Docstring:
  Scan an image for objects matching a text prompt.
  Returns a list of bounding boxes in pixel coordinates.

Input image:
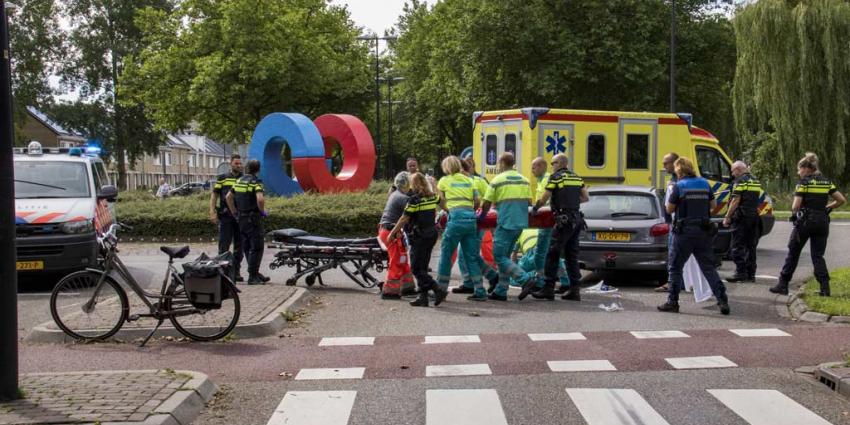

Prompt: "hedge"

[116,181,391,240]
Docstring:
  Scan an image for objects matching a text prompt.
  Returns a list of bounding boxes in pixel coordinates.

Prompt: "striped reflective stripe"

[439,174,476,209]
[406,196,440,213]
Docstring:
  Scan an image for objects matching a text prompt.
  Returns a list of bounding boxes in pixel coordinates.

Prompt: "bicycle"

[50,223,241,346]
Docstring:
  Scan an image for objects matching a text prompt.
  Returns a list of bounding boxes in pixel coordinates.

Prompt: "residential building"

[22,106,86,148]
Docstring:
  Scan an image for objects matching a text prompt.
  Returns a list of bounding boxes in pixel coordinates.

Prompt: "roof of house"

[166,134,193,149]
[26,106,86,140]
[205,138,225,155]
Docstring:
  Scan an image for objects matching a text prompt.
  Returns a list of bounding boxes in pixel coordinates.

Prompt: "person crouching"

[378,172,415,299]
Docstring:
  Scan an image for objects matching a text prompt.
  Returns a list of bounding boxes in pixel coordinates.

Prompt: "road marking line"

[529,332,586,341]
[266,391,357,425]
[630,330,690,339]
[755,274,779,280]
[318,337,375,346]
[708,389,833,425]
[548,360,617,372]
[566,388,671,425]
[426,389,508,425]
[423,335,481,344]
[294,368,365,380]
[665,356,737,369]
[425,363,492,377]
[729,328,791,337]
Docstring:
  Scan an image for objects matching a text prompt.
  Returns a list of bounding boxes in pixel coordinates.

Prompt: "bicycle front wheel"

[166,283,240,341]
[50,270,128,341]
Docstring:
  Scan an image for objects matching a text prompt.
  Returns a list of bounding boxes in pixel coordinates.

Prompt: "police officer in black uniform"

[658,157,730,315]
[770,153,846,296]
[210,154,244,281]
[226,159,270,285]
[528,153,589,301]
[723,161,763,283]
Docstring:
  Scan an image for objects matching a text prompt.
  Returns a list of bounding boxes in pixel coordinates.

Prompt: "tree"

[59,0,175,189]
[733,0,850,185]
[8,0,63,144]
[120,0,372,147]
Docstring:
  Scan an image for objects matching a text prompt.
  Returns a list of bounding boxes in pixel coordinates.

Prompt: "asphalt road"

[15,221,850,424]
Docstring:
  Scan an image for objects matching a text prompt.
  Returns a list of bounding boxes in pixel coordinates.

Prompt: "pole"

[373,36,383,179]
[387,79,393,175]
[0,1,20,401]
[669,0,677,112]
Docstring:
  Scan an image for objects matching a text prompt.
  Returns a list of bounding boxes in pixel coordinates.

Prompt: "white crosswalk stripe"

[294,367,365,380]
[566,388,671,425]
[423,335,481,344]
[548,360,617,372]
[729,328,791,337]
[266,391,356,425]
[426,389,509,425]
[426,363,492,377]
[665,356,737,370]
[630,330,690,339]
[319,337,375,346]
[528,332,586,341]
[709,389,834,425]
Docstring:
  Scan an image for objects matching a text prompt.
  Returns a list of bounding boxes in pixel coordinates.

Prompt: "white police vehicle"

[14,141,117,275]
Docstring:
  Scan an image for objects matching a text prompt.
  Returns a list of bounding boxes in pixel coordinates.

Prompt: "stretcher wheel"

[305,275,316,286]
[285,278,297,286]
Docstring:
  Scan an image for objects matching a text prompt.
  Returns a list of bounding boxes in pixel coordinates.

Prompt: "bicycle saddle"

[160,245,190,259]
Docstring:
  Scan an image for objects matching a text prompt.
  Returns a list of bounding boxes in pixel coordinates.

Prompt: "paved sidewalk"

[0,370,216,425]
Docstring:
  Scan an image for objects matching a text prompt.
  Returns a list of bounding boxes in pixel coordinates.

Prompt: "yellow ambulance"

[469,107,775,238]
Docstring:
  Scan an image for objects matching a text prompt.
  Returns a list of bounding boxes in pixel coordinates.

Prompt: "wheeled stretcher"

[267,229,388,289]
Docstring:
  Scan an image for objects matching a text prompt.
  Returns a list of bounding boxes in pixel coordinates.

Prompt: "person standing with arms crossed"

[210,154,244,282]
[226,159,270,285]
[770,153,846,296]
[723,161,763,283]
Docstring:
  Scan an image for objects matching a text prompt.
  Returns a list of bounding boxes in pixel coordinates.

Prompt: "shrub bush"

[117,181,392,239]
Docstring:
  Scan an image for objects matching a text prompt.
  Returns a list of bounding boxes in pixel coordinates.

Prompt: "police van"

[14,141,117,276]
[469,107,776,248]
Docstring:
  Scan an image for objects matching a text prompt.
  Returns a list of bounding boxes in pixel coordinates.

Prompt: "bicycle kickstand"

[139,318,164,347]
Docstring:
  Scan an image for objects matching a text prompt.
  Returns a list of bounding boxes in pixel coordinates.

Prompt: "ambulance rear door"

[619,119,658,187]
[479,119,523,180]
[537,122,574,169]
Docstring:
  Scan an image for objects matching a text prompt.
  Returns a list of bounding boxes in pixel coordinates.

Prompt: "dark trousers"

[238,214,264,278]
[668,228,728,303]
[544,215,582,286]
[409,232,438,291]
[779,217,830,286]
[730,215,759,277]
[218,214,243,274]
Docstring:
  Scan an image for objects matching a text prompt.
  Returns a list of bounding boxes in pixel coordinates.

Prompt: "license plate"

[594,232,630,242]
[16,261,44,271]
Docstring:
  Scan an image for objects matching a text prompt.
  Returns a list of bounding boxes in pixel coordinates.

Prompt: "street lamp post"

[1,0,19,401]
[381,77,404,175]
[669,0,677,112]
[357,34,397,179]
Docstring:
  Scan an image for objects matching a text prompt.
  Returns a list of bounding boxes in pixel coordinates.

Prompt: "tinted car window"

[581,192,659,220]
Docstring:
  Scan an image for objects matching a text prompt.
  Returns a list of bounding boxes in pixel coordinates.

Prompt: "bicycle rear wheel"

[165,283,240,341]
[50,270,128,341]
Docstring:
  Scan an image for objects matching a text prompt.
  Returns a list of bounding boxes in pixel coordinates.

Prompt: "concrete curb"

[27,287,309,344]
[814,362,850,400]
[785,285,850,324]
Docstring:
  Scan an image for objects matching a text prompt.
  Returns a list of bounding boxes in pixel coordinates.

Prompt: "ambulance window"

[696,146,731,182]
[504,134,517,157]
[626,134,649,169]
[587,134,605,167]
[485,134,498,166]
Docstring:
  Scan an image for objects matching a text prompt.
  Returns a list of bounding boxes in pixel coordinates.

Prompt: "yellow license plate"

[594,232,630,242]
[16,261,44,271]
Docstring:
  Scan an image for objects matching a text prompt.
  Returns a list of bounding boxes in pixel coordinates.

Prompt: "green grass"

[803,268,850,316]
[772,211,850,220]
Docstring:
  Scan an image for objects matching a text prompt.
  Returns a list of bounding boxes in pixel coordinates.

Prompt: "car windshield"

[581,192,658,220]
[14,161,91,199]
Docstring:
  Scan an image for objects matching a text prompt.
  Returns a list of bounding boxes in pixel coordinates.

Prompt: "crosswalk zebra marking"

[318,337,375,346]
[630,330,690,339]
[426,389,508,425]
[426,363,493,377]
[294,367,365,381]
[528,332,587,341]
[729,328,791,337]
[423,335,481,344]
[665,356,737,370]
[708,389,834,425]
[548,360,617,372]
[266,391,356,425]
[566,388,671,425]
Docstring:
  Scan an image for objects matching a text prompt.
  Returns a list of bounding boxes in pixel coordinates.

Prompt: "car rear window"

[581,192,659,220]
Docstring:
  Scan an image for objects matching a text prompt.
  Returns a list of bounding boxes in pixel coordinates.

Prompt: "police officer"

[527,153,588,301]
[723,161,763,283]
[226,159,270,285]
[210,154,244,281]
[479,153,534,301]
[770,153,846,296]
[658,157,730,314]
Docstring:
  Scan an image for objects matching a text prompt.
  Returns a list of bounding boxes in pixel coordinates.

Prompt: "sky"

[330,0,434,35]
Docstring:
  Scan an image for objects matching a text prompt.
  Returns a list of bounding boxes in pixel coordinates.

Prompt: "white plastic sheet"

[683,255,713,303]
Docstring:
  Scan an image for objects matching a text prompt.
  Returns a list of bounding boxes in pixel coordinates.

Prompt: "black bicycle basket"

[182,252,232,309]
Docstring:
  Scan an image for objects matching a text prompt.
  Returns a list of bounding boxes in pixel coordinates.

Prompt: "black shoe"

[748,275,757,282]
[452,285,475,294]
[531,287,555,300]
[257,273,271,283]
[657,302,680,313]
[487,276,499,294]
[726,274,748,283]
[488,293,508,301]
[555,285,569,294]
[247,276,265,285]
[410,292,429,307]
[769,283,789,295]
[518,280,537,301]
[467,293,488,302]
[433,288,448,306]
[561,287,581,301]
[718,301,730,315]
[234,274,245,283]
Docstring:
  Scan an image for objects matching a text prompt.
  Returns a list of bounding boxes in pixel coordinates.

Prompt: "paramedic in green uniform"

[530,156,561,292]
[478,153,534,301]
[454,158,500,294]
[434,156,482,304]
[511,229,571,290]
